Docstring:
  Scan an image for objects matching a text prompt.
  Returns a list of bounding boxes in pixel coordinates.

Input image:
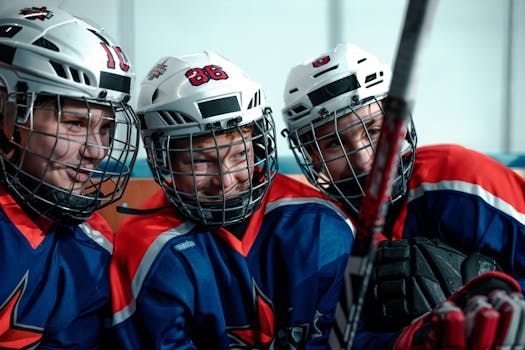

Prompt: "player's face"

[170,128,254,202]
[312,102,383,181]
[20,98,114,194]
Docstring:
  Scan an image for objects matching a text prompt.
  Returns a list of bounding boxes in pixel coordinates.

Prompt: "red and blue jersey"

[0,186,114,349]
[354,144,525,349]
[110,173,354,349]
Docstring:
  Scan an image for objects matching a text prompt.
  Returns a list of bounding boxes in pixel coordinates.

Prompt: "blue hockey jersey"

[354,144,525,350]
[110,173,355,349]
[0,186,114,349]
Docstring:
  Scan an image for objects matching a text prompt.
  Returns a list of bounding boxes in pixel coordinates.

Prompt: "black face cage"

[145,109,277,227]
[0,92,140,225]
[286,98,417,217]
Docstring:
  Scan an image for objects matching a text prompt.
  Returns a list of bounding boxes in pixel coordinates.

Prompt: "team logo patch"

[20,6,54,21]
[0,272,44,348]
[227,280,274,348]
[174,240,195,251]
[147,60,168,80]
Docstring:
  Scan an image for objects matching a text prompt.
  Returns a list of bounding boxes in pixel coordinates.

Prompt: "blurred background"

[3,0,525,162]
[4,0,521,229]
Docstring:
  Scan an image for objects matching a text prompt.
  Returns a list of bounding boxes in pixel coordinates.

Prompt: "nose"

[209,159,248,194]
[211,163,236,189]
[80,132,106,162]
[346,138,375,174]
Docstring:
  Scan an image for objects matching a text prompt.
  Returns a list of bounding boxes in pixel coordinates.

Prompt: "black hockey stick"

[328,1,438,349]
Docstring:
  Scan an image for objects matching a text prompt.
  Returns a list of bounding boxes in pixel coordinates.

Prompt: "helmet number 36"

[185,65,228,86]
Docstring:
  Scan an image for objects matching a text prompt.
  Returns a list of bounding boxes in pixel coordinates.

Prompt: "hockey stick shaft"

[328,1,438,349]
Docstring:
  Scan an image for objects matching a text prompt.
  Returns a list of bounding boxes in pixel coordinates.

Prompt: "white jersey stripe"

[79,222,114,254]
[113,220,196,325]
[265,197,356,238]
[408,180,525,225]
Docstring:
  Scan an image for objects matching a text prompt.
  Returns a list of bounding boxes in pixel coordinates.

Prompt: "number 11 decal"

[100,42,130,72]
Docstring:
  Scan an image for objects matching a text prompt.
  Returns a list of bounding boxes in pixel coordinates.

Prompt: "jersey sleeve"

[405,145,525,290]
[112,249,198,349]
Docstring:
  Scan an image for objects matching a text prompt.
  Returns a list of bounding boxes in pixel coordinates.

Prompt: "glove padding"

[364,237,502,331]
[392,271,525,350]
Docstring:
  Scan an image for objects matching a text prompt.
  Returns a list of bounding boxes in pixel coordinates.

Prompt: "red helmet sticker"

[185,65,228,86]
[313,56,330,68]
[100,43,130,72]
[147,59,168,80]
[20,6,54,21]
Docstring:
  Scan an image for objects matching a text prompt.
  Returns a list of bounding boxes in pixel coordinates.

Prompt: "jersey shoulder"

[113,188,186,263]
[268,173,338,201]
[117,188,182,237]
[413,144,523,184]
[84,212,114,241]
[410,144,525,210]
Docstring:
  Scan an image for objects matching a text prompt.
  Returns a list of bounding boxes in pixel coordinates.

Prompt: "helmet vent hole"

[0,25,22,38]
[152,89,159,103]
[248,89,261,109]
[313,65,338,78]
[159,111,175,126]
[289,88,298,94]
[50,60,67,79]
[365,73,377,83]
[366,79,384,89]
[70,68,80,82]
[292,105,307,114]
[83,73,91,86]
[358,58,367,64]
[160,111,194,125]
[33,37,59,52]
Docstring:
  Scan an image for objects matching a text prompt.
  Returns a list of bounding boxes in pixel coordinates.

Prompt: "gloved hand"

[391,271,525,350]
[365,237,503,331]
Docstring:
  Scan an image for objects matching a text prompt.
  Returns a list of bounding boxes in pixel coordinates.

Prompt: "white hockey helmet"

[283,43,392,134]
[0,5,140,224]
[138,51,277,226]
[281,43,416,216]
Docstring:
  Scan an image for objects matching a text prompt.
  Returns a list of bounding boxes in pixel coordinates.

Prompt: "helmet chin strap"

[37,189,100,225]
[2,161,100,225]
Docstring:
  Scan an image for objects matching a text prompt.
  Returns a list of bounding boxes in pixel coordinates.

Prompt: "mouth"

[64,166,95,188]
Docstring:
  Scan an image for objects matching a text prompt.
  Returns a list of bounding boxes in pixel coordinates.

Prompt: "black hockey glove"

[391,271,525,350]
[364,237,503,331]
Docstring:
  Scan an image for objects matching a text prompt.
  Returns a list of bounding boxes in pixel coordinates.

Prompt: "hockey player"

[281,43,525,349]
[0,5,139,348]
[109,51,355,349]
